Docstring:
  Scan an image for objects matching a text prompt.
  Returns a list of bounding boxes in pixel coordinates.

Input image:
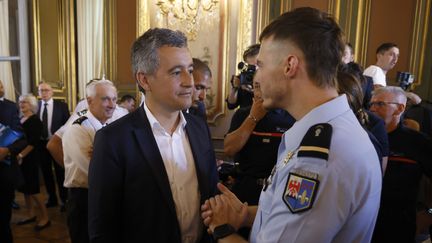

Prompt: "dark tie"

[42,102,48,139]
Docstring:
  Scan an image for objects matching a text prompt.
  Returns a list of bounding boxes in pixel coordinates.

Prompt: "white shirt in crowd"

[363,65,386,87]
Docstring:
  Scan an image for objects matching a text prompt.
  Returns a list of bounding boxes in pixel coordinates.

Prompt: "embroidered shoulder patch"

[283,172,319,213]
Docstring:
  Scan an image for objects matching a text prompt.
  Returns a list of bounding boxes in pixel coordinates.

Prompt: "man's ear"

[394,103,406,116]
[86,96,92,106]
[283,55,299,77]
[136,72,151,92]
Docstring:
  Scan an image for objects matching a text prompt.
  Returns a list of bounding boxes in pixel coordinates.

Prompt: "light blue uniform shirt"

[250,94,382,243]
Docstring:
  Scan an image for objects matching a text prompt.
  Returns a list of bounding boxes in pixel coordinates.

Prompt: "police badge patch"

[283,172,319,213]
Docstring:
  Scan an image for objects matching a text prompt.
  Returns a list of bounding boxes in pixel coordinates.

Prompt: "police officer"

[201,7,382,243]
[62,79,117,243]
[369,86,432,242]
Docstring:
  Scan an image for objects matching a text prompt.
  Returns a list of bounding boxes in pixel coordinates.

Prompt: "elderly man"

[363,43,400,88]
[88,28,218,243]
[369,86,432,242]
[63,79,117,243]
[201,7,381,243]
[37,82,69,209]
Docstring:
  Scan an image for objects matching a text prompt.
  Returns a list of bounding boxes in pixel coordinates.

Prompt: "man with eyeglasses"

[370,86,432,242]
[37,82,70,211]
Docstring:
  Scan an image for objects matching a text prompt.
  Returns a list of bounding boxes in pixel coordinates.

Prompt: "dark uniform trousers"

[40,140,68,204]
[67,188,89,243]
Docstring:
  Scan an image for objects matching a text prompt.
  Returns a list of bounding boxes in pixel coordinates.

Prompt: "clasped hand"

[201,183,248,234]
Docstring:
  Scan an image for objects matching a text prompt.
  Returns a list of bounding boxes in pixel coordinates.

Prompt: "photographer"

[226,44,260,110]
[224,80,295,238]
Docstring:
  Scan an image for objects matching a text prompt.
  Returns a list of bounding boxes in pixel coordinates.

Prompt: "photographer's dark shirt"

[227,107,295,204]
[226,89,253,110]
[372,124,432,243]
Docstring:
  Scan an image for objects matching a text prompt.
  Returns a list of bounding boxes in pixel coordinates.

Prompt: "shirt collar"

[43,98,53,105]
[143,102,187,134]
[0,97,4,101]
[86,110,107,131]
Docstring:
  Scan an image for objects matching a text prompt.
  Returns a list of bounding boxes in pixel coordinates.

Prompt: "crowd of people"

[1,6,432,243]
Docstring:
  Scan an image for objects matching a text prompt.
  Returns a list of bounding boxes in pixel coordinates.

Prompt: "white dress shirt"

[39,98,54,138]
[63,111,106,188]
[143,102,202,243]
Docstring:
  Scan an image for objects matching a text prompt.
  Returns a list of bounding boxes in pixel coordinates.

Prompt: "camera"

[218,161,240,184]
[237,61,256,86]
[396,71,415,91]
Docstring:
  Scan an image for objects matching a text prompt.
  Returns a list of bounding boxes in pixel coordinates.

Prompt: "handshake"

[201,183,253,241]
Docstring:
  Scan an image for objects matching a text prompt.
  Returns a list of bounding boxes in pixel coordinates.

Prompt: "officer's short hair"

[19,94,39,114]
[259,7,344,89]
[372,86,407,105]
[193,58,212,77]
[86,79,116,98]
[376,43,398,54]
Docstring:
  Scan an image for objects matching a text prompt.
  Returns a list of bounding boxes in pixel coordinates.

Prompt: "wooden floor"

[11,188,71,243]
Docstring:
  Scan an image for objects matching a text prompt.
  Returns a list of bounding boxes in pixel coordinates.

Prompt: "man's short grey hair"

[19,94,39,113]
[86,79,116,98]
[131,28,188,76]
[372,86,407,105]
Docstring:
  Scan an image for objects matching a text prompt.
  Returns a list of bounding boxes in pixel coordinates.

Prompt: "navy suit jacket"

[88,107,218,243]
[37,100,70,135]
[0,98,26,188]
[0,98,20,131]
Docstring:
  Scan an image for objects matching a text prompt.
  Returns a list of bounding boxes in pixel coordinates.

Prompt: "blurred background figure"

[118,94,136,113]
[189,58,212,120]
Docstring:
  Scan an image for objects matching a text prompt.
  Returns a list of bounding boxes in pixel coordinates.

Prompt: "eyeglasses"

[369,101,401,107]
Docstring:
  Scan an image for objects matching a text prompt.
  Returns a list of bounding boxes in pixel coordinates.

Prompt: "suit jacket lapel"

[131,108,177,217]
[184,115,210,203]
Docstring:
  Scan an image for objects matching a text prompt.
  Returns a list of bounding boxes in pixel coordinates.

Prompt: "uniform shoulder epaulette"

[297,123,333,160]
[76,109,88,117]
[73,116,88,125]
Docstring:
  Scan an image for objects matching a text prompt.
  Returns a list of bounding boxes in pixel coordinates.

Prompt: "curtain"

[0,0,16,101]
[76,0,104,99]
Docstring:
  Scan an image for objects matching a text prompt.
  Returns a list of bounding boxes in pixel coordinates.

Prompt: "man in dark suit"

[37,82,70,209]
[0,80,25,243]
[88,28,219,243]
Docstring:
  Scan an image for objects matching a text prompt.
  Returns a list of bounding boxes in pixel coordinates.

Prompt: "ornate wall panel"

[31,0,76,108]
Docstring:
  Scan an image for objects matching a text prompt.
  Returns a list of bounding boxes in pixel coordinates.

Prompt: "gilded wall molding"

[104,0,117,81]
[355,0,371,67]
[328,0,341,20]
[280,0,292,12]
[31,0,76,108]
[236,0,254,64]
[137,0,151,37]
[409,0,430,86]
[255,0,270,41]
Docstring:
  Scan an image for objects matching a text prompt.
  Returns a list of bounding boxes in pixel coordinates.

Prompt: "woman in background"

[16,94,50,231]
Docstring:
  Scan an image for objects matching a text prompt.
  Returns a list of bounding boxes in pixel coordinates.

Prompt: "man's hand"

[201,183,248,233]
[250,97,267,122]
[0,147,9,161]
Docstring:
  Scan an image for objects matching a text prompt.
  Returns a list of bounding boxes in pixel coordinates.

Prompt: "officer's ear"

[283,55,299,78]
[136,72,152,93]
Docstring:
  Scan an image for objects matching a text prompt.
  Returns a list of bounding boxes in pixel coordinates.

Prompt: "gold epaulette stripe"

[298,146,329,154]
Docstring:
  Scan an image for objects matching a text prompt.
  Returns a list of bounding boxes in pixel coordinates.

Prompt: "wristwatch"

[213,224,236,241]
